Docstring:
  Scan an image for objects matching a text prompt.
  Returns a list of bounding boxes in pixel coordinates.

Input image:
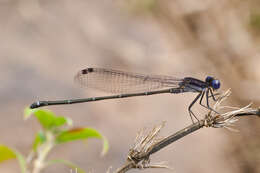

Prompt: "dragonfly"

[30,67,221,122]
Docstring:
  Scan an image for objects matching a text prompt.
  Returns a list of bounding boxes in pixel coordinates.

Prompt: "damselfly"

[30,68,221,121]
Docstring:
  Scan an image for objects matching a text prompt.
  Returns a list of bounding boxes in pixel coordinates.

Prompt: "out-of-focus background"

[1,0,260,172]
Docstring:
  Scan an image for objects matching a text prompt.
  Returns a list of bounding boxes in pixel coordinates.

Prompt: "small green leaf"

[52,116,67,127]
[56,128,101,143]
[24,108,72,130]
[0,145,16,162]
[0,145,27,173]
[46,159,86,173]
[32,131,46,151]
[34,109,57,129]
[55,128,109,155]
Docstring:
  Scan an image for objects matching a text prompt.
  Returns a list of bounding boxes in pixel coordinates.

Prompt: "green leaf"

[0,145,27,173]
[0,145,16,162]
[46,159,86,173]
[55,128,101,143]
[34,109,57,129]
[53,117,72,128]
[24,108,72,130]
[32,131,46,151]
[55,128,109,155]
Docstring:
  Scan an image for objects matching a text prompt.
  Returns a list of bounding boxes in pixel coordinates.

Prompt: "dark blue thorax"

[181,77,209,92]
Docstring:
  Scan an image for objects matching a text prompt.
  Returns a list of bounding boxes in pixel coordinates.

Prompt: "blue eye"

[205,76,213,83]
[212,79,220,89]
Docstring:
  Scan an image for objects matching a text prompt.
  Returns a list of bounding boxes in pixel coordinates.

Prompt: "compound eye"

[212,79,220,90]
[205,76,213,83]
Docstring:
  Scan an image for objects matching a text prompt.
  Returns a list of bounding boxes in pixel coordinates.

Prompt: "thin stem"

[115,105,260,173]
[32,131,55,173]
[116,162,135,173]
[148,121,203,156]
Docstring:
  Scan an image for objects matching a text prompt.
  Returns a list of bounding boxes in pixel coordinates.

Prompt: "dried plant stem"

[148,121,203,156]
[117,162,136,173]
[116,121,204,173]
[115,89,260,173]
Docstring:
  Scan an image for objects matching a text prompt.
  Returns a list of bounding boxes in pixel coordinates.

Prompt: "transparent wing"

[74,68,183,94]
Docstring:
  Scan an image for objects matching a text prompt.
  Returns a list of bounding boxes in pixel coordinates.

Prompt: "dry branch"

[115,90,260,173]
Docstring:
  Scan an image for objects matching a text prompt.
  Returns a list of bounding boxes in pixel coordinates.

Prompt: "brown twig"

[115,90,260,173]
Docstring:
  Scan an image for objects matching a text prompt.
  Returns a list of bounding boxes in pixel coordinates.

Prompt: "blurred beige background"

[0,0,260,172]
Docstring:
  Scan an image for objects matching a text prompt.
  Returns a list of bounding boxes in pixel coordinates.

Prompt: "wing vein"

[74,68,183,93]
